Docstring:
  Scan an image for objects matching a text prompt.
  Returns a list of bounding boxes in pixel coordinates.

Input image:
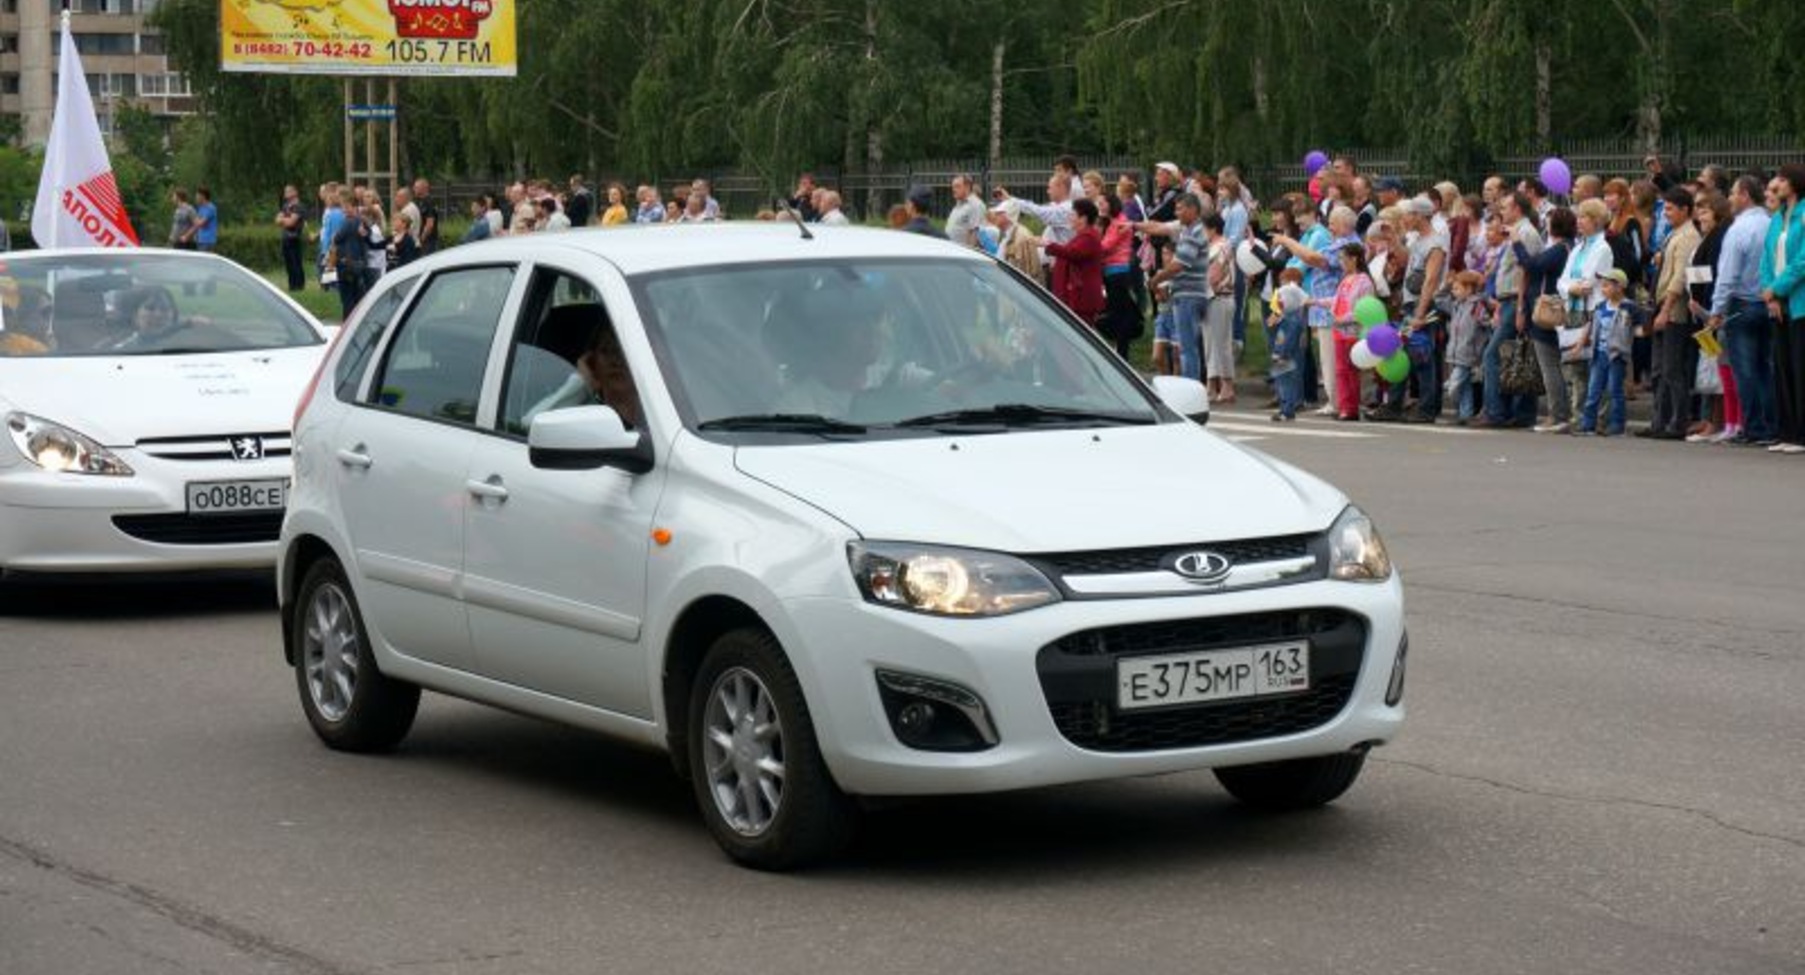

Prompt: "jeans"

[1579,349,1626,433]
[1386,345,1442,417]
[1723,298,1777,441]
[1445,364,1478,420]
[1173,296,1206,382]
[1274,368,1303,418]
[1482,300,1534,423]
[1231,269,1248,344]
[1531,339,1570,424]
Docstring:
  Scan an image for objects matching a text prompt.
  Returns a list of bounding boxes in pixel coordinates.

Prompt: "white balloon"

[1349,340,1382,370]
[1235,239,1268,277]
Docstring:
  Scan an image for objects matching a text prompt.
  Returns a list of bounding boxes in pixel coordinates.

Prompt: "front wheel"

[1214,752,1367,810]
[291,557,419,752]
[687,627,856,870]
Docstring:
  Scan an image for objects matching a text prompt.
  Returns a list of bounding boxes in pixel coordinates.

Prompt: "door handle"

[336,445,373,469]
[465,476,509,503]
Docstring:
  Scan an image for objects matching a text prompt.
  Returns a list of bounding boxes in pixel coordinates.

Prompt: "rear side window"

[369,266,515,425]
[334,278,416,402]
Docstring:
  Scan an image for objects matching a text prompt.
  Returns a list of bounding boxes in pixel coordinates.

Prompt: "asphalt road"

[3,419,1801,975]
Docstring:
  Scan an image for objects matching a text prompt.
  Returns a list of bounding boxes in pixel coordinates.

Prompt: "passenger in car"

[0,286,54,355]
[524,322,641,429]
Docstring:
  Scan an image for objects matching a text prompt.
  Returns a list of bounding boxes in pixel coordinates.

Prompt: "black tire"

[687,627,856,870]
[1214,752,1367,810]
[290,557,419,753]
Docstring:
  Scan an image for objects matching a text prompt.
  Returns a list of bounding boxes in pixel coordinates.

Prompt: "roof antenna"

[777,198,814,240]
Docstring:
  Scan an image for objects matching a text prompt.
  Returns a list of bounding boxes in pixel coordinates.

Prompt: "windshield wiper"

[894,403,1155,428]
[698,413,869,435]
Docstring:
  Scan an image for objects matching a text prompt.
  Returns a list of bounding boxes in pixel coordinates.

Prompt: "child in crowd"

[1268,269,1309,422]
[1443,270,1491,424]
[1577,268,1639,436]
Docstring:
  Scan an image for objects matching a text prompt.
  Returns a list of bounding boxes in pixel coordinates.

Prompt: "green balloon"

[1355,296,1389,328]
[1376,350,1411,383]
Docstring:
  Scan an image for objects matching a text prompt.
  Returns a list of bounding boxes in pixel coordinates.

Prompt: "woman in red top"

[1097,194,1141,357]
[1041,198,1106,327]
[1327,242,1377,420]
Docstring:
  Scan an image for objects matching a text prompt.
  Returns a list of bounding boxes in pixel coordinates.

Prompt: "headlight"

[5,412,134,476]
[848,542,1060,617]
[1327,506,1391,582]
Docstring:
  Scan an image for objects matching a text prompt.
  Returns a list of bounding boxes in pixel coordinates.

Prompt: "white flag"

[30,19,139,249]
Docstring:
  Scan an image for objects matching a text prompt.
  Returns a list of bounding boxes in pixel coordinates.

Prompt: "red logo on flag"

[60,171,139,248]
[389,0,492,40]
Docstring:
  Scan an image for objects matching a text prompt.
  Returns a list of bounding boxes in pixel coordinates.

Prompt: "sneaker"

[1651,430,1686,441]
[1315,405,1338,416]
[1572,429,1596,437]
[1404,413,1436,425]
[1603,427,1625,437]
[1779,443,1805,455]
[1755,438,1780,448]
[1707,429,1738,444]
[1534,421,1571,434]
[1271,412,1286,423]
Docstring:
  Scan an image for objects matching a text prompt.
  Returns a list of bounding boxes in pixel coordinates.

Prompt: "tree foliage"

[140,0,1801,217]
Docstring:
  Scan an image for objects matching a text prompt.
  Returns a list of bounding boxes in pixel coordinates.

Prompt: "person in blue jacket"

[1759,164,1805,454]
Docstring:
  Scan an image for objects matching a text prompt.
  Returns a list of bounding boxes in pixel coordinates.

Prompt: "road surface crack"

[0,833,362,975]
[1374,757,1805,850]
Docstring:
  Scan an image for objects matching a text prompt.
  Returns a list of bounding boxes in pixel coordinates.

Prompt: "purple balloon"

[1303,150,1330,176]
[1539,157,1573,196]
[1365,323,1401,359]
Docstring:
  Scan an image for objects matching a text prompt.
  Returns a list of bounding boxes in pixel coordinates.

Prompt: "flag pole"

[48,5,69,250]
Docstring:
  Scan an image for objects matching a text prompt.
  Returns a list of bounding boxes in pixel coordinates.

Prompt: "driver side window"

[497,269,642,437]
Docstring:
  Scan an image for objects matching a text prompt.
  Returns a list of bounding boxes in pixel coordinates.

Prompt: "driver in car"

[767,285,943,418]
[109,287,185,351]
[525,323,642,429]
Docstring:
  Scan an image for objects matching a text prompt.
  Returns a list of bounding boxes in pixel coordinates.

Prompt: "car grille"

[1032,534,1316,577]
[1037,609,1365,753]
[112,512,285,546]
[135,432,292,462]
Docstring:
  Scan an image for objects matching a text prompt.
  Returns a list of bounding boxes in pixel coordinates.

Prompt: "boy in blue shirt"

[1268,269,1309,422]
[1577,268,1639,436]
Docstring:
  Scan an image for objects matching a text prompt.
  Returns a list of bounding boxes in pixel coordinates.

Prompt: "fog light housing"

[1385,632,1408,706]
[876,670,999,752]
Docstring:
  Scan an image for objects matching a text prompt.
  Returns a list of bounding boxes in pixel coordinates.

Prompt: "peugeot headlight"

[5,412,134,476]
[848,542,1060,617]
[1327,506,1391,582]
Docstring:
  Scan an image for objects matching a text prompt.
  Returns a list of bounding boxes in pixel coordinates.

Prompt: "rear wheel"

[687,627,855,870]
[1214,752,1367,810]
[291,557,419,752]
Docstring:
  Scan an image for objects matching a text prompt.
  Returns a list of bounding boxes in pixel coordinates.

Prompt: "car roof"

[402,224,992,277]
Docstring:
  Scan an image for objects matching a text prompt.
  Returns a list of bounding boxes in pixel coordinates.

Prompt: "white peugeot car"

[0,250,328,578]
[278,224,1406,869]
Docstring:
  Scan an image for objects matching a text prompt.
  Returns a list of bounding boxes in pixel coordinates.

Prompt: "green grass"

[258,268,345,324]
[1122,300,1268,375]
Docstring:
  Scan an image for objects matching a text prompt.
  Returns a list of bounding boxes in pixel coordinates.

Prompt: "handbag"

[1499,338,1545,397]
[1532,293,1566,329]
[1694,353,1723,396]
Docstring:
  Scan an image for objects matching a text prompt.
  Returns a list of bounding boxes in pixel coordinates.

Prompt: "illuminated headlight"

[1327,506,1391,582]
[848,542,1060,617]
[5,412,134,476]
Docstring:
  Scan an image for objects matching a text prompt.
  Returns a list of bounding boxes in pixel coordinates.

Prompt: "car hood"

[733,423,1345,552]
[0,346,326,445]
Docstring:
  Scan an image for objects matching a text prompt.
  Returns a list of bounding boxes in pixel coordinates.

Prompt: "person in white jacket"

[1554,199,1617,420]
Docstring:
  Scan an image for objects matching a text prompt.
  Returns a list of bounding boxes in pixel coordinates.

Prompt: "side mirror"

[1151,375,1211,426]
[527,406,652,473]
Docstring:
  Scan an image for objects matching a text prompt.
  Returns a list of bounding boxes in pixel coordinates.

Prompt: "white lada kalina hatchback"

[279,224,1406,869]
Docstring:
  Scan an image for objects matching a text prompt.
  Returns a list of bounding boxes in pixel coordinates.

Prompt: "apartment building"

[2,0,193,145]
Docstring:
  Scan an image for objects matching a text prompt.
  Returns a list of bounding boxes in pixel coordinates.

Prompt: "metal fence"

[435,137,1801,221]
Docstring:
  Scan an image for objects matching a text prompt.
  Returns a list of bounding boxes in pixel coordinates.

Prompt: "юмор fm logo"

[388,0,493,40]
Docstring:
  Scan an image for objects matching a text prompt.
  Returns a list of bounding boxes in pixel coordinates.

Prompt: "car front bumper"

[0,452,292,574]
[777,576,1407,796]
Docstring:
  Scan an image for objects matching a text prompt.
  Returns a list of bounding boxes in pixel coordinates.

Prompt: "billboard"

[221,0,517,76]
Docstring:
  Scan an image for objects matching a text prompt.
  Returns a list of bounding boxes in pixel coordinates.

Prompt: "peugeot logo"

[229,436,265,462]
[1171,550,1233,584]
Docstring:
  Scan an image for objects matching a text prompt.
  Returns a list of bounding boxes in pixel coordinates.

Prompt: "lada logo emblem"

[1171,551,1233,584]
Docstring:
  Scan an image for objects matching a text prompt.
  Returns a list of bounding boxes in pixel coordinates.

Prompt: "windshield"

[0,253,322,358]
[633,259,1162,436]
